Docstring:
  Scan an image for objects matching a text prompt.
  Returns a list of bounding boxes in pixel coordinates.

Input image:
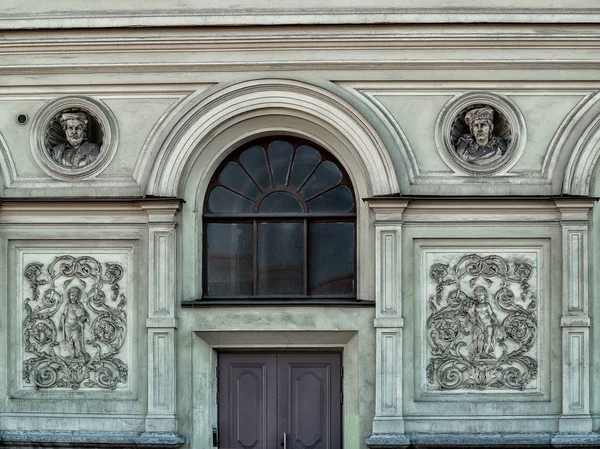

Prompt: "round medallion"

[30,96,118,180]
[435,92,526,175]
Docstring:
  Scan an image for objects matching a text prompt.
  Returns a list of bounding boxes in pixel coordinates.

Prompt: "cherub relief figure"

[469,286,499,359]
[455,106,508,166]
[59,287,90,360]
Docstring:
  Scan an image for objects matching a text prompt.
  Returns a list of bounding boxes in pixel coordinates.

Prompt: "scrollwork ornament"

[426,254,537,391]
[22,256,128,390]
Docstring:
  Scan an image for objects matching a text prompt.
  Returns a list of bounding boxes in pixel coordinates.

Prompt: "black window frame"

[198,135,362,305]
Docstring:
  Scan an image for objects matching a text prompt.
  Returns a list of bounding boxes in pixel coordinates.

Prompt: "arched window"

[203,136,356,300]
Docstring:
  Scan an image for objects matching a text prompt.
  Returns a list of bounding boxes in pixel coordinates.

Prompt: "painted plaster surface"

[0,12,599,449]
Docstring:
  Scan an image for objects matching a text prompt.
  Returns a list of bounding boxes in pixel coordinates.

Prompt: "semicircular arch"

[563,111,600,196]
[0,130,17,193]
[142,78,401,199]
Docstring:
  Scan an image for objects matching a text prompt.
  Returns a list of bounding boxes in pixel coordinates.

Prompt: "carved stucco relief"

[22,255,128,390]
[426,253,538,392]
[30,96,118,180]
[435,92,526,176]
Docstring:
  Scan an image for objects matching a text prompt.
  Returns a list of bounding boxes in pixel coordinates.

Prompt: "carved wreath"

[22,256,128,389]
[426,254,537,391]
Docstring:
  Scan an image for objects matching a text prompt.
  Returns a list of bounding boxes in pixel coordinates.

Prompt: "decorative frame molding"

[142,78,400,198]
[30,96,119,181]
[435,92,526,176]
[420,247,545,397]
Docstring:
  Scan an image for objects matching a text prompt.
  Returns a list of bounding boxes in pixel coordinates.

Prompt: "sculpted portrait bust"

[49,112,101,169]
[454,106,508,166]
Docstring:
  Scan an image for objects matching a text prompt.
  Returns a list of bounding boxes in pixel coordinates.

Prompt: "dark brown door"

[218,352,342,449]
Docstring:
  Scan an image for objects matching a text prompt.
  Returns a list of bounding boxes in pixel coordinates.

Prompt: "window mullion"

[253,219,258,296]
[303,218,308,296]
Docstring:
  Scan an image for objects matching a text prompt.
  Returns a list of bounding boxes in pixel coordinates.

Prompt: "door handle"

[282,432,287,449]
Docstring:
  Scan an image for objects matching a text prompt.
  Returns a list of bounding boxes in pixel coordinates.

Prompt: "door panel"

[218,353,278,449]
[218,353,341,449]
[278,354,341,449]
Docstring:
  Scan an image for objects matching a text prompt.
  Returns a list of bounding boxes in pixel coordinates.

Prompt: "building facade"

[1,3,600,448]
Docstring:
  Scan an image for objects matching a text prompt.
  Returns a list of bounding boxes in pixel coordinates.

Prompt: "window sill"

[181,298,375,307]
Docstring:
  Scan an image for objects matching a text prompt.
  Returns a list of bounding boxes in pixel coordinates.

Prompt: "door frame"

[191,331,360,449]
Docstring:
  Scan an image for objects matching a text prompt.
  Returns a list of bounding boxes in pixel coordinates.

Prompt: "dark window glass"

[259,192,304,213]
[267,141,294,186]
[289,145,321,189]
[300,161,343,199]
[258,222,304,295]
[208,187,254,214]
[239,145,271,190]
[219,162,261,200]
[308,185,353,213]
[203,136,356,300]
[309,223,355,295]
[206,223,253,296]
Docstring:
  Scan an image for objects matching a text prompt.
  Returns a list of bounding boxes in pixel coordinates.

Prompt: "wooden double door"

[218,352,342,449]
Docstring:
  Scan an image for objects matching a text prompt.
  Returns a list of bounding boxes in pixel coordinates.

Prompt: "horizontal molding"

[0,198,181,224]
[344,82,598,93]
[1,9,600,29]
[0,431,185,448]
[2,26,600,51]
[561,316,591,327]
[3,60,600,76]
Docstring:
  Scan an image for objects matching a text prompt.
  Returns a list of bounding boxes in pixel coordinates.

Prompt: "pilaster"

[365,199,410,448]
[141,200,182,433]
[555,200,595,434]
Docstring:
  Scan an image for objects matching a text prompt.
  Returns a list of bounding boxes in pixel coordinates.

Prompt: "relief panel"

[424,250,540,393]
[17,249,133,391]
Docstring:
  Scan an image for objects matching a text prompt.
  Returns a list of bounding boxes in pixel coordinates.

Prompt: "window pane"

[219,161,261,200]
[258,192,304,213]
[289,145,321,189]
[258,222,303,295]
[309,223,354,295]
[267,141,293,186]
[208,186,254,214]
[308,185,353,213]
[300,161,342,199]
[206,223,253,296]
[239,145,272,189]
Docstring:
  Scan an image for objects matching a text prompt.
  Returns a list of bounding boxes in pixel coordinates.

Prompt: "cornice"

[2,60,600,77]
[0,198,183,224]
[2,26,600,54]
[365,196,597,223]
[1,9,600,29]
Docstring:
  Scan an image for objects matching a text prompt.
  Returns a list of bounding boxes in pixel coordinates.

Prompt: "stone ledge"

[366,433,600,448]
[365,434,410,448]
[0,431,185,448]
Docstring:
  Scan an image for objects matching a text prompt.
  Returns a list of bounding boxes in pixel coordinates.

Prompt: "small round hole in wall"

[16,113,28,125]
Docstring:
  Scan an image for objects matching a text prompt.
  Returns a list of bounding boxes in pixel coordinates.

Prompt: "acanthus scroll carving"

[22,256,128,389]
[426,254,537,391]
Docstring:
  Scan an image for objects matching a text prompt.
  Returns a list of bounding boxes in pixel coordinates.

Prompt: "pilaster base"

[372,416,406,434]
[145,415,178,433]
[365,433,410,449]
[552,432,600,447]
[558,415,593,433]
[0,431,185,448]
